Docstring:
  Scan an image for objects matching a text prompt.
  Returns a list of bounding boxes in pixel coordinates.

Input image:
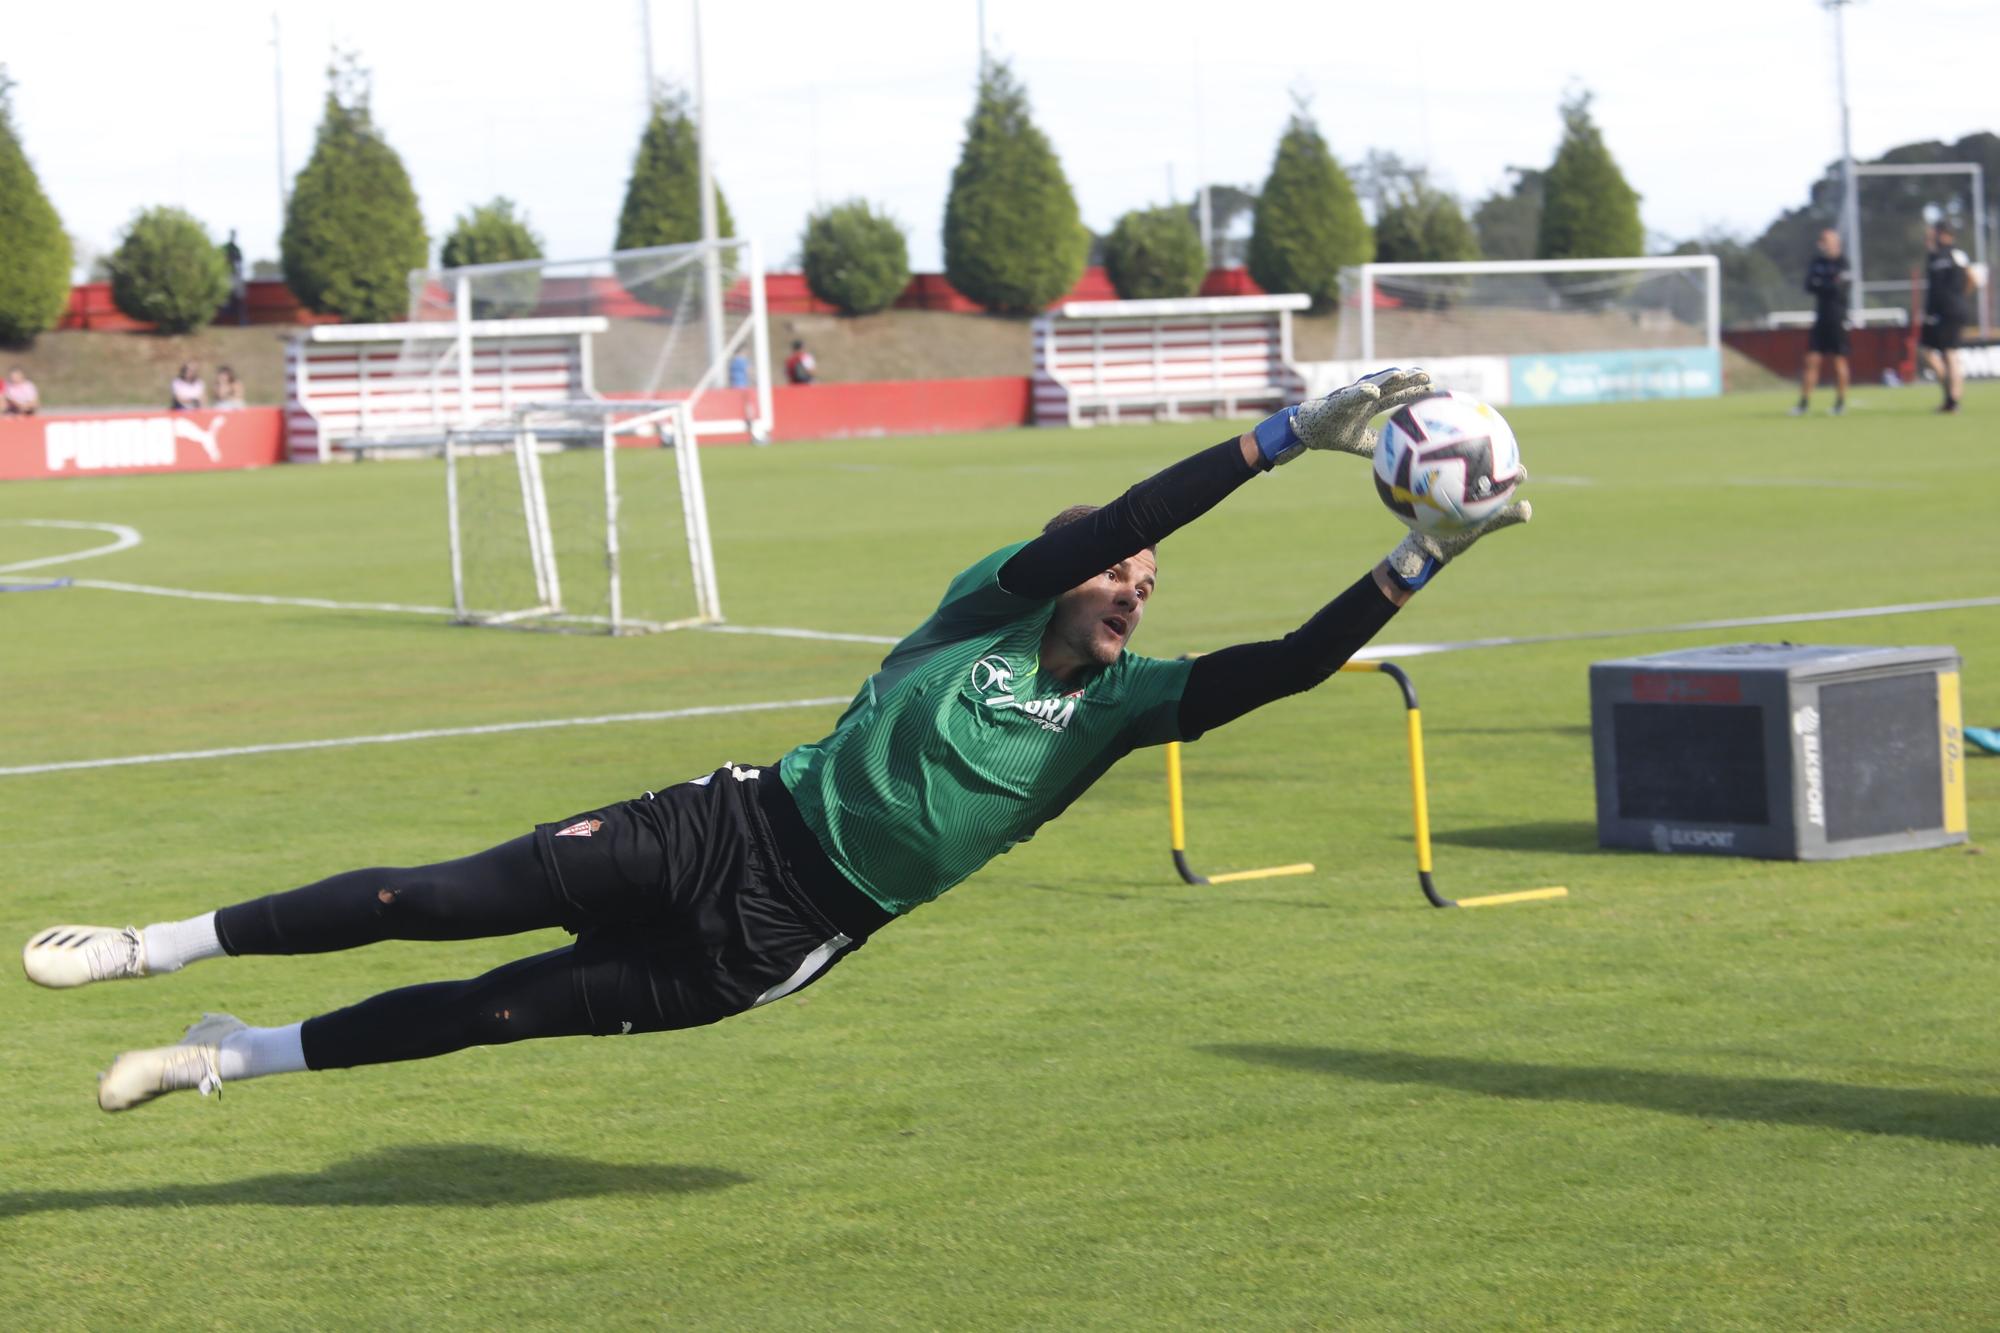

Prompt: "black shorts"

[533,763,893,1035]
[1807,320,1849,356]
[1921,316,1963,351]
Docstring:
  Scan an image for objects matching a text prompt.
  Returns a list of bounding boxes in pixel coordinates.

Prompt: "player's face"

[1052,550,1157,668]
[1818,229,1840,257]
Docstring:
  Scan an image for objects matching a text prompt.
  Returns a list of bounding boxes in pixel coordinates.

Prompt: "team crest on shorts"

[554,818,604,838]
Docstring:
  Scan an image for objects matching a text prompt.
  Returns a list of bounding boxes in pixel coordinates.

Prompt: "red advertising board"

[0,408,287,481]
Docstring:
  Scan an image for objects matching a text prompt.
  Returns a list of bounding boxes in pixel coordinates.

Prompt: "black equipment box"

[1590,644,1968,860]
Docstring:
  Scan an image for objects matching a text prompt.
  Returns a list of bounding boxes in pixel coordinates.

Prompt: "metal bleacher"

[1031,294,1309,428]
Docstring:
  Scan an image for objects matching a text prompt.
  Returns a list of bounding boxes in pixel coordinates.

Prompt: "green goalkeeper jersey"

[779,541,1193,915]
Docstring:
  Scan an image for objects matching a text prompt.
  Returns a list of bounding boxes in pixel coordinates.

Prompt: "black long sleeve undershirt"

[990,432,1401,744]
[1176,573,1401,742]
[996,436,1258,599]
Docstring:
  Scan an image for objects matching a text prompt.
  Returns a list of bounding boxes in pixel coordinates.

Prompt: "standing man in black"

[1920,221,1977,414]
[1794,227,1851,416]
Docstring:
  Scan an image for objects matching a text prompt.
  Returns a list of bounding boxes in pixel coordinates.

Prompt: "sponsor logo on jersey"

[554,818,604,838]
[970,654,1079,733]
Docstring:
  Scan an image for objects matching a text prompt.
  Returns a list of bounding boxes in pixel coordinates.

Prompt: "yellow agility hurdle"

[1163,660,1568,909]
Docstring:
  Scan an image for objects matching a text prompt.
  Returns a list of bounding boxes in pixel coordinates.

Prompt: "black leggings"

[214,837,599,1071]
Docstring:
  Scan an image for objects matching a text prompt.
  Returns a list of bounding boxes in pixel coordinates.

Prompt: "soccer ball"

[1371,391,1525,534]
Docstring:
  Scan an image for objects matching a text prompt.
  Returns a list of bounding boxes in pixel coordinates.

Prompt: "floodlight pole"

[692,0,725,367]
[271,12,288,215]
[638,0,655,103]
[1832,0,1856,324]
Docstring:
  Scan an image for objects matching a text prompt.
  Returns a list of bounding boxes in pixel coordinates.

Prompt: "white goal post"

[1324,255,1722,406]
[441,400,720,634]
[389,239,767,634]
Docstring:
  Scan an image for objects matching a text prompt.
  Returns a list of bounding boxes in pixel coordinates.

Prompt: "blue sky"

[7,0,1996,277]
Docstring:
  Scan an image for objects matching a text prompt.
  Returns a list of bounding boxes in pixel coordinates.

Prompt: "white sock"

[217,1022,308,1083]
[140,911,225,974]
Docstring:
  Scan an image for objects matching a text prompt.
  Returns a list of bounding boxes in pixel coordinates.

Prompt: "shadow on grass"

[1429,821,1600,854]
[0,1144,749,1218]
[1203,1045,2000,1147]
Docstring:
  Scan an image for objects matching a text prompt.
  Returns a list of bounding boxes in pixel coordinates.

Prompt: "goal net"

[1328,254,1720,400]
[399,239,768,633]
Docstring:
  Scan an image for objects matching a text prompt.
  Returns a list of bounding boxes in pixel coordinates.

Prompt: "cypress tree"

[1536,90,1644,259]
[280,53,428,323]
[0,67,74,345]
[1103,205,1207,300]
[615,88,735,252]
[1247,99,1371,311]
[801,200,910,316]
[107,206,232,334]
[942,61,1090,314]
[441,197,545,318]
[614,87,736,306]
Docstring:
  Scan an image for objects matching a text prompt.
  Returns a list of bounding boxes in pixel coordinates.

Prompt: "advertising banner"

[1508,347,1722,406]
[0,408,286,481]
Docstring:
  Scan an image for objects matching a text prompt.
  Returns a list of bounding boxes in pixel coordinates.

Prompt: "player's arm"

[1175,504,1529,740]
[999,368,1434,599]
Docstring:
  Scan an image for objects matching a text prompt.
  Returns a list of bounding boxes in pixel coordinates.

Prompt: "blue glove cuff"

[1384,547,1442,593]
[1251,405,1301,468]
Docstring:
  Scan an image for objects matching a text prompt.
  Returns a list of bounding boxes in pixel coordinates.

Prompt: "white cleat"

[23,925,149,989]
[98,1013,245,1112]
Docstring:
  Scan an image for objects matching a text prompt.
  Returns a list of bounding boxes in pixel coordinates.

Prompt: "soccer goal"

[396,239,768,633]
[1329,256,1722,404]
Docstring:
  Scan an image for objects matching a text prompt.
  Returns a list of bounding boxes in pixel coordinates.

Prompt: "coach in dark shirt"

[1921,222,1979,414]
[1794,227,1850,416]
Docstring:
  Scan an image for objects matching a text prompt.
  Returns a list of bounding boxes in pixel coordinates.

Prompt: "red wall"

[1722,326,1914,385]
[613,377,1031,442]
[0,407,286,480]
[59,280,339,332]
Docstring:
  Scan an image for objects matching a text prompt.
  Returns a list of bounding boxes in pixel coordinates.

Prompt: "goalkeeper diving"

[23,368,1531,1111]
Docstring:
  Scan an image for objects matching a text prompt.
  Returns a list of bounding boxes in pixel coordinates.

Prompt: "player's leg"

[24,834,572,989]
[1796,350,1822,413]
[98,943,600,1110]
[1944,348,1965,410]
[1832,354,1850,411]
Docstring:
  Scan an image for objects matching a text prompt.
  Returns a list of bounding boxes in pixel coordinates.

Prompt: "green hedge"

[107,207,231,334]
[802,201,910,315]
[1103,206,1206,300]
[441,198,545,319]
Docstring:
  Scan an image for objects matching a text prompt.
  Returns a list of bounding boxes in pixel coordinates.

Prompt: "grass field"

[3,383,1996,1330]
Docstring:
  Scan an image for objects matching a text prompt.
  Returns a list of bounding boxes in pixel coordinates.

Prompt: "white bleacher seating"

[283,318,608,462]
[1031,294,1310,428]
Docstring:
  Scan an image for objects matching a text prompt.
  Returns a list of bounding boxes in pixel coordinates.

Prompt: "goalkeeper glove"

[1382,502,1532,594]
[1250,366,1436,468]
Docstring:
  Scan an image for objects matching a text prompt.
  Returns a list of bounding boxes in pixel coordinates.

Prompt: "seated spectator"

[784,338,816,385]
[213,366,246,409]
[170,362,205,411]
[3,367,39,415]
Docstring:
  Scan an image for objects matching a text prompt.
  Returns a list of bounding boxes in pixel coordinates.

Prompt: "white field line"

[0,520,143,574]
[0,697,853,779]
[64,578,899,644]
[1356,595,2000,660]
[73,578,460,616]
